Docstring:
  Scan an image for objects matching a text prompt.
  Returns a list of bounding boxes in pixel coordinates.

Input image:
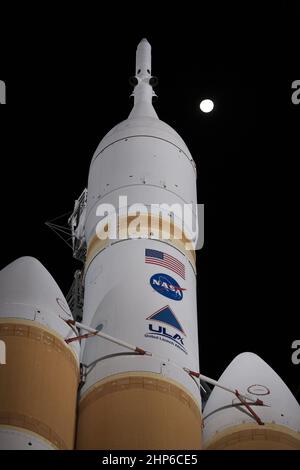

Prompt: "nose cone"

[203,352,300,446]
[0,256,72,320]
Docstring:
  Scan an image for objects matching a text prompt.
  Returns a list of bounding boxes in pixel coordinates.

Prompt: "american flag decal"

[145,249,185,280]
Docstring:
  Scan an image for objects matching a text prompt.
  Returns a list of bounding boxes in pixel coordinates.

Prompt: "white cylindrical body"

[203,352,300,450]
[76,43,202,448]
[0,257,80,450]
[81,239,199,393]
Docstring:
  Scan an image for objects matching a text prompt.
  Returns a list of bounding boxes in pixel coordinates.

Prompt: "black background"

[0,4,299,405]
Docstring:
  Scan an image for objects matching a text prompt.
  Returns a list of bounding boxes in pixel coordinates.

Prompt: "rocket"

[76,38,201,449]
[1,39,300,451]
[0,257,79,449]
[203,353,300,450]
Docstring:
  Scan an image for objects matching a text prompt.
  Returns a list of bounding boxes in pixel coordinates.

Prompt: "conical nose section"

[203,352,300,446]
[207,352,298,403]
[0,256,71,319]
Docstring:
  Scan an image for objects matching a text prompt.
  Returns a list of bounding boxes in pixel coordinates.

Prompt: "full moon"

[200,99,214,113]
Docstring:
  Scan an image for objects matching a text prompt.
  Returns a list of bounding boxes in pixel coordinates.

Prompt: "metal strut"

[235,389,264,425]
[63,317,266,415]
[65,331,98,344]
[184,368,265,409]
[65,319,148,355]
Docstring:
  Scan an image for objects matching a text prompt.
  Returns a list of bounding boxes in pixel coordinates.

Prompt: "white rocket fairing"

[75,39,202,449]
[0,257,79,449]
[203,353,300,449]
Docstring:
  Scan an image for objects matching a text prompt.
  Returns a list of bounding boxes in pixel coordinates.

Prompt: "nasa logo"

[150,273,185,301]
[148,324,184,346]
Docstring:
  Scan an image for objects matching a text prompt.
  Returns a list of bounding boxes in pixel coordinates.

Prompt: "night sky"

[1,6,299,401]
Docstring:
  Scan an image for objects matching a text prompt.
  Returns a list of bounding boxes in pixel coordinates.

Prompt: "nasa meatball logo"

[150,273,185,301]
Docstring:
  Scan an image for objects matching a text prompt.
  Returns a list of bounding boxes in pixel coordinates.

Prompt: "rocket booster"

[0,257,79,449]
[203,353,300,450]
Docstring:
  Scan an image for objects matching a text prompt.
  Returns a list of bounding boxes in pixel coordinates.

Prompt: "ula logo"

[148,324,185,346]
[150,273,185,301]
[0,81,6,104]
[291,80,300,105]
[145,305,187,354]
[0,340,6,364]
[291,340,300,365]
